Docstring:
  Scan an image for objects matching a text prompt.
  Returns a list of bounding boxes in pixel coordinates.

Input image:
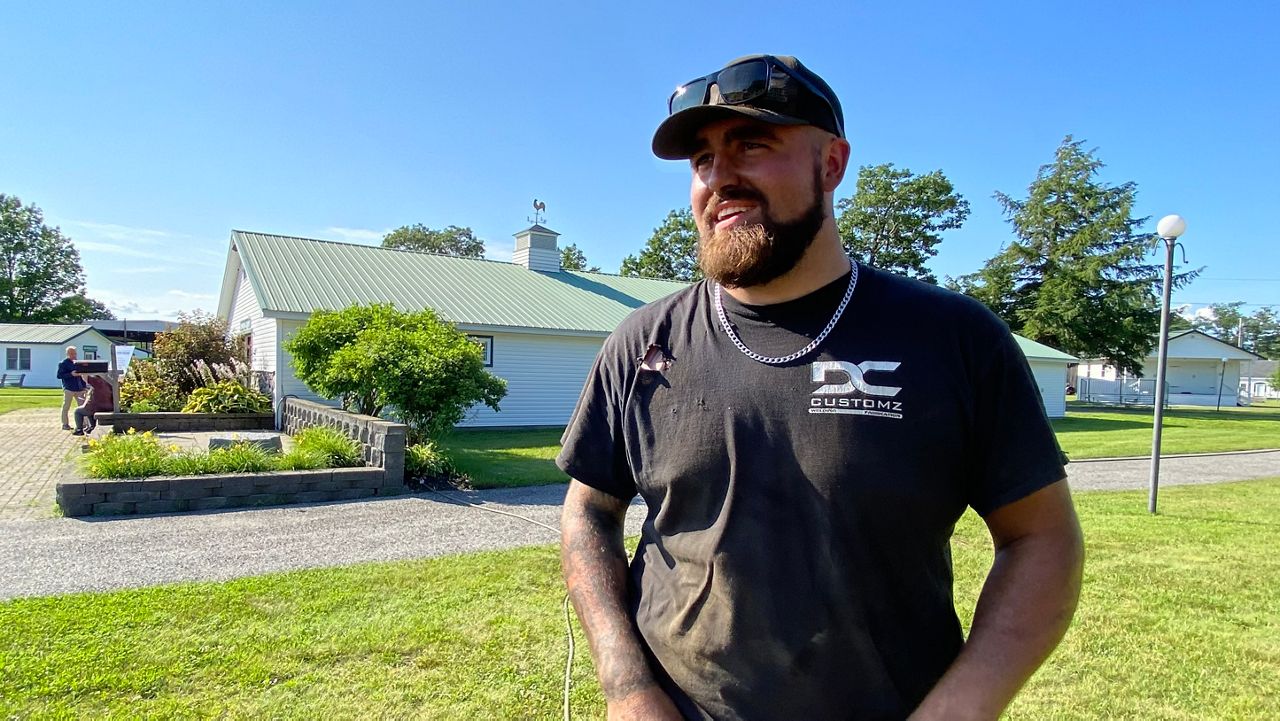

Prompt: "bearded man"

[558,55,1084,721]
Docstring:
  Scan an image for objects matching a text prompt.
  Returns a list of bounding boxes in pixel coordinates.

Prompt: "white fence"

[1079,377,1252,407]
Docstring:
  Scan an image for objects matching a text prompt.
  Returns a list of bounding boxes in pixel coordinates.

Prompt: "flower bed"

[80,427,360,480]
[56,427,403,517]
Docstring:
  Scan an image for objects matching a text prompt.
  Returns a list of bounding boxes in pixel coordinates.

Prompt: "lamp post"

[1149,214,1186,514]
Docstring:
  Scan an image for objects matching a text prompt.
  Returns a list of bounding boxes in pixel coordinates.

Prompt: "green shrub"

[120,359,185,412]
[80,430,173,479]
[405,441,454,478]
[284,303,506,438]
[293,426,362,468]
[126,400,164,413]
[276,447,328,471]
[182,381,272,414]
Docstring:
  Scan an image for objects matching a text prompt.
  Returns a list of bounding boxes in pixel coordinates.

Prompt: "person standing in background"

[57,345,87,431]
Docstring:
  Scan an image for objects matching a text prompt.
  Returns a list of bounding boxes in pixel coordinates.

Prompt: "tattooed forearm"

[561,481,658,701]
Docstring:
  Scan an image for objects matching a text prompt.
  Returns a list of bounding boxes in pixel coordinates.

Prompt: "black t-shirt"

[557,263,1066,721]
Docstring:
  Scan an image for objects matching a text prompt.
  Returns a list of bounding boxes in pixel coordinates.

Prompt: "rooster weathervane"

[529,198,547,225]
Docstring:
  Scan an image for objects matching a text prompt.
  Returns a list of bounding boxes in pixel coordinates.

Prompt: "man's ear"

[821,136,852,192]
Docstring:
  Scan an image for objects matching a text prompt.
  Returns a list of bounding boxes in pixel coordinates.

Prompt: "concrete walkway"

[1,406,1278,600]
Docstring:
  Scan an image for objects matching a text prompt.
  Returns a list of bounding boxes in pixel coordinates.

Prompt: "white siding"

[1164,360,1240,399]
[227,270,276,372]
[1,331,116,388]
[2,344,66,388]
[1163,332,1256,360]
[1028,360,1069,418]
[459,332,603,427]
[276,319,335,407]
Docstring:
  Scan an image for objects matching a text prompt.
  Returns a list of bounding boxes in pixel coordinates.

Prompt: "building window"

[239,319,252,333]
[5,348,31,371]
[469,335,494,367]
[82,345,99,360]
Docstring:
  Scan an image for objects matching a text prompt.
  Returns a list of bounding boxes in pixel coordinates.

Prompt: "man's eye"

[692,154,712,168]
[743,142,766,151]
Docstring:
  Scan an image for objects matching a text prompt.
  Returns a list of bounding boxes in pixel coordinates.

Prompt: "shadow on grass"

[1068,402,1280,423]
[1157,513,1280,529]
[1053,416,1151,432]
[441,428,565,452]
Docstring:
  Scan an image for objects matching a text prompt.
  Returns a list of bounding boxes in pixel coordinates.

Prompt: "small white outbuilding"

[1013,335,1077,419]
[0,324,115,388]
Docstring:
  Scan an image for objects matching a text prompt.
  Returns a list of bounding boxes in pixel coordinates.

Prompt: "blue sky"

[2,1,1276,321]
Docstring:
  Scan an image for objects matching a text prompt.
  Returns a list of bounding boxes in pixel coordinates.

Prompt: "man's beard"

[698,165,827,288]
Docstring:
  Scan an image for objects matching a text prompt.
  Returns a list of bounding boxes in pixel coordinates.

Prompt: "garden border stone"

[56,467,395,517]
[57,399,408,517]
[96,412,275,433]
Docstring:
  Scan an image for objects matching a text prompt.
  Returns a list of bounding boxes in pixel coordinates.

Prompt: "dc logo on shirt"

[808,360,904,419]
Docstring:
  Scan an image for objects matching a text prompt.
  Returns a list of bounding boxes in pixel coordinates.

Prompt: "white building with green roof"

[1012,335,1078,418]
[1076,329,1263,407]
[216,226,687,427]
[0,324,114,388]
[218,226,1078,425]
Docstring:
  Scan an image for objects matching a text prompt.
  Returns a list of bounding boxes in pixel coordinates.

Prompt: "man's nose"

[703,153,741,193]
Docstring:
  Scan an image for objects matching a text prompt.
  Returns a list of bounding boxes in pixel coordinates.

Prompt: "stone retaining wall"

[280,398,405,487]
[56,400,410,517]
[57,467,403,517]
[98,412,275,433]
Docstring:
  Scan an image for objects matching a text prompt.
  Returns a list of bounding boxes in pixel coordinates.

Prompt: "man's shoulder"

[861,265,1005,334]
[612,281,706,340]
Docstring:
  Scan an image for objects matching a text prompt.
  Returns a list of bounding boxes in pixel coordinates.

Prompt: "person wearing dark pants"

[73,375,113,436]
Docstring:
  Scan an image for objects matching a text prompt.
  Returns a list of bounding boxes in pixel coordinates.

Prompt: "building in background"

[0,324,115,387]
[1076,330,1264,407]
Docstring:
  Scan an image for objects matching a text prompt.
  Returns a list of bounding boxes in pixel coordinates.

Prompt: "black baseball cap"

[652,54,845,160]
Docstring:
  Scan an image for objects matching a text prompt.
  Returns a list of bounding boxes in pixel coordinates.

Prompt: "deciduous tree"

[0,194,112,322]
[620,208,701,281]
[949,137,1198,376]
[284,303,507,438]
[560,243,600,272]
[1194,302,1280,359]
[382,224,485,258]
[836,164,969,283]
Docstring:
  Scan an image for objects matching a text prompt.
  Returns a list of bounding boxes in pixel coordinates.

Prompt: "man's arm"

[910,479,1084,721]
[561,480,681,720]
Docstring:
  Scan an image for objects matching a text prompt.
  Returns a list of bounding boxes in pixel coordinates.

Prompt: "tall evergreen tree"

[950,137,1197,376]
[836,163,969,284]
[620,208,701,281]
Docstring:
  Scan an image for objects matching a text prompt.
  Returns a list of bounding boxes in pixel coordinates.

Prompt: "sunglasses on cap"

[666,56,844,137]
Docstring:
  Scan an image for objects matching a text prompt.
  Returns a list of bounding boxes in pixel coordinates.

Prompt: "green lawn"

[442,428,566,489]
[1055,404,1280,459]
[0,387,63,415]
[1,480,1277,719]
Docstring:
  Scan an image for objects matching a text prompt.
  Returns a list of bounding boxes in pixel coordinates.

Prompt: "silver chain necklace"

[713,261,858,365]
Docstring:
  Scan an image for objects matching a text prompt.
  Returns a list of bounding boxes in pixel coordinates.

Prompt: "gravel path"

[1,450,1277,601]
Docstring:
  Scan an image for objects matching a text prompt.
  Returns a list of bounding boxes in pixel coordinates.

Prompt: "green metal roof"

[0,324,95,344]
[231,231,688,334]
[1014,334,1077,362]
